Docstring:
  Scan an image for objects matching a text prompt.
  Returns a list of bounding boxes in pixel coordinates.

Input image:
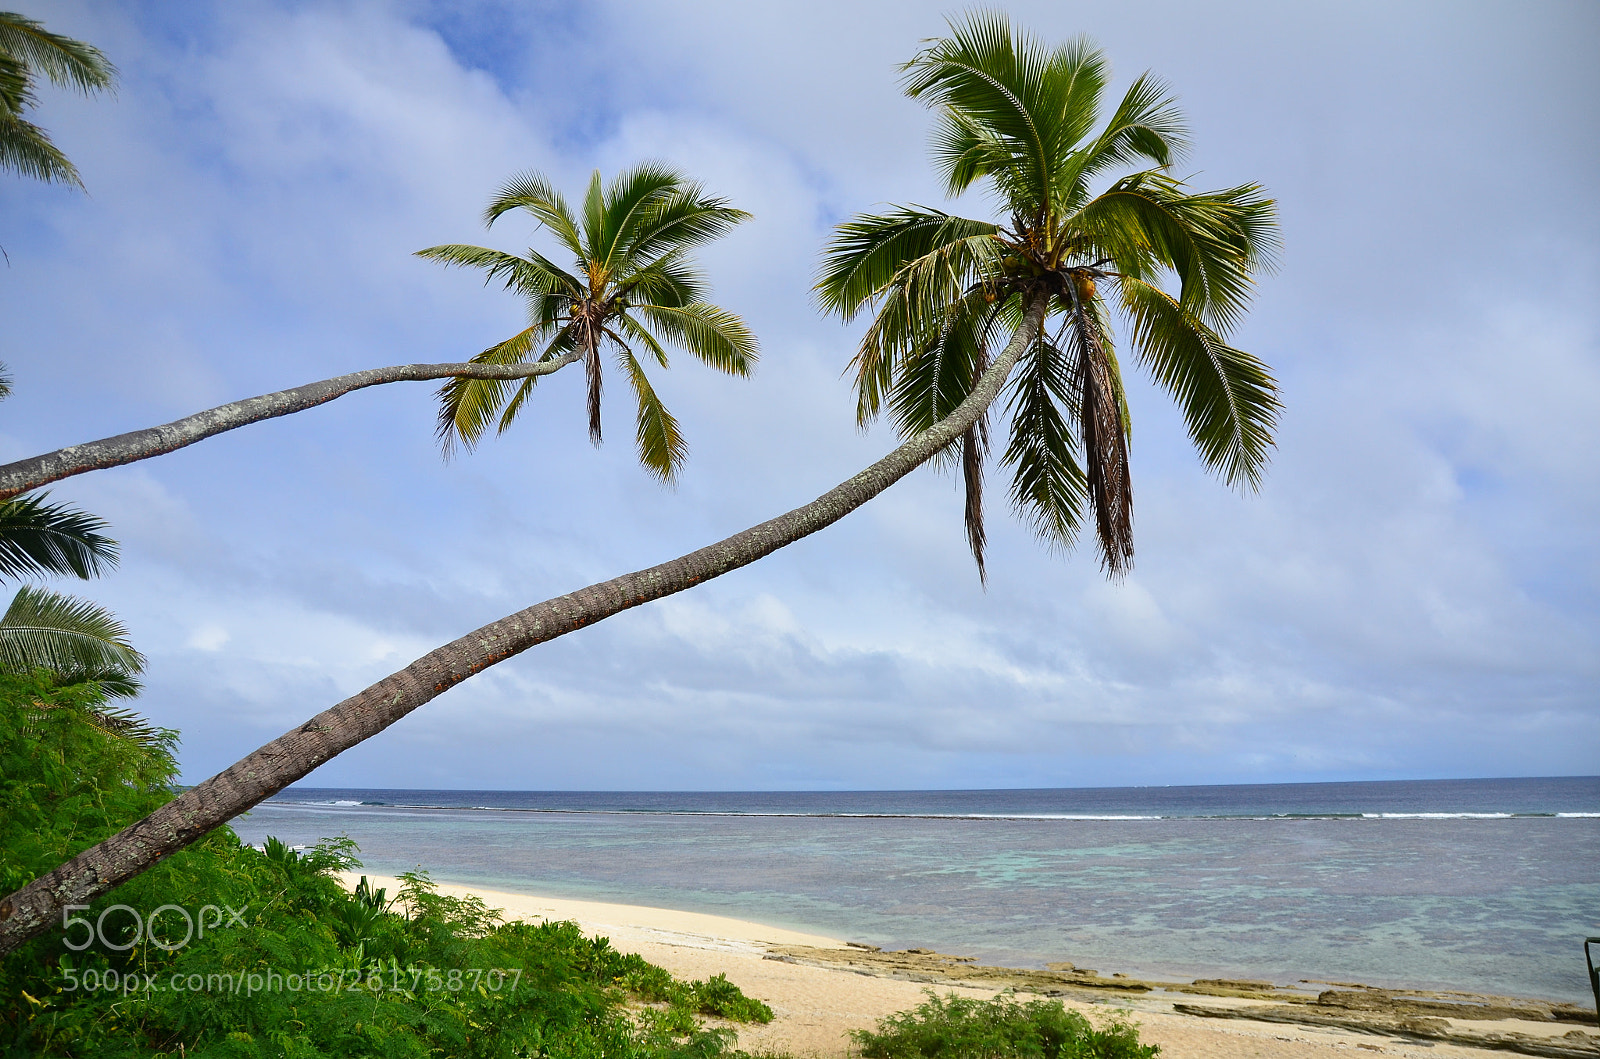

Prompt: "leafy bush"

[0,672,775,1058]
[852,992,1158,1059]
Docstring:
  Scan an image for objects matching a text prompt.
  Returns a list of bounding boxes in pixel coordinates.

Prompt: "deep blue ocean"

[233,777,1600,1004]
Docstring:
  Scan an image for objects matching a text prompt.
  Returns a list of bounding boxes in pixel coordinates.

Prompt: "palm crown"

[817,14,1280,579]
[418,163,758,481]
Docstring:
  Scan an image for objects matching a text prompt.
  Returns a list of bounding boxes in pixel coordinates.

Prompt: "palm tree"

[0,19,1279,953]
[0,10,116,188]
[817,13,1279,582]
[416,163,758,481]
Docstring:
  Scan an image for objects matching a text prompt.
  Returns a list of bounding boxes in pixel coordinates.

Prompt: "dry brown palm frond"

[1068,294,1133,575]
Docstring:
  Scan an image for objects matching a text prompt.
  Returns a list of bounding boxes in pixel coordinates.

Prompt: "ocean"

[232,776,1600,1005]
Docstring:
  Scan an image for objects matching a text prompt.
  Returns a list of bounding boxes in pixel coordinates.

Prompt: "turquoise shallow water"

[233,778,1600,1003]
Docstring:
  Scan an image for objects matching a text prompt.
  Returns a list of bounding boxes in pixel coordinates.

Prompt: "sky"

[1,0,1596,791]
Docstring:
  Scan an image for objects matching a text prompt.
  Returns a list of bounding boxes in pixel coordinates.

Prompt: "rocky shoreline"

[766,944,1600,1059]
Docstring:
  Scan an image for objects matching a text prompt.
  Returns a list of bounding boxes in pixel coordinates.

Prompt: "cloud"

[2,0,1594,789]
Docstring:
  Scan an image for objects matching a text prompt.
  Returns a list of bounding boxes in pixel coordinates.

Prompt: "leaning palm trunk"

[0,356,580,501]
[0,297,1047,955]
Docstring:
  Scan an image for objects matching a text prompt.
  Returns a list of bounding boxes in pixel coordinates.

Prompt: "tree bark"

[0,298,1046,955]
[0,355,582,501]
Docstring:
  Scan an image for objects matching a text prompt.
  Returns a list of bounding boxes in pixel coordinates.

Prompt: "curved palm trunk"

[0,355,582,501]
[0,297,1047,955]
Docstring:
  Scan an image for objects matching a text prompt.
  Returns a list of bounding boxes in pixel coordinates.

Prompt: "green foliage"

[816,12,1279,580]
[0,672,776,1057]
[0,493,119,582]
[417,163,758,481]
[0,671,177,899]
[853,992,1158,1059]
[0,10,116,188]
[0,584,146,700]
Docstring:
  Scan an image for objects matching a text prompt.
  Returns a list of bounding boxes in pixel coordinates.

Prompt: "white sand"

[339,873,1581,1059]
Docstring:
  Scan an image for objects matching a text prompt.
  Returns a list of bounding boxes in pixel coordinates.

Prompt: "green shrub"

[0,672,777,1058]
[689,974,773,1023]
[852,992,1158,1059]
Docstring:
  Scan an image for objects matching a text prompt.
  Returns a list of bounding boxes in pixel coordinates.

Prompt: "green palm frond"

[613,343,686,482]
[1071,72,1186,183]
[817,12,1279,578]
[434,323,571,455]
[419,163,756,475]
[413,243,583,298]
[1120,277,1279,487]
[579,169,607,264]
[619,252,707,308]
[1002,332,1087,547]
[888,288,1006,443]
[816,207,1000,320]
[596,162,689,267]
[634,302,757,377]
[0,492,118,580]
[613,312,672,369]
[0,12,115,189]
[0,13,115,95]
[622,186,751,263]
[0,108,78,184]
[482,170,583,257]
[0,584,145,684]
[905,13,1106,205]
[820,208,1005,429]
[1074,173,1276,331]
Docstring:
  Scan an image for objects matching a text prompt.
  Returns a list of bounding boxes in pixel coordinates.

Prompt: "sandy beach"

[339,873,1598,1059]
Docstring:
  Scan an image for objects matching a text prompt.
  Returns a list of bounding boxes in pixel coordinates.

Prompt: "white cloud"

[3,0,1595,789]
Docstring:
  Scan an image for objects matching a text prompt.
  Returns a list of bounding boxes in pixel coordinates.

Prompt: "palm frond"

[619,252,707,308]
[0,109,80,185]
[622,187,751,265]
[1001,332,1087,547]
[482,170,583,257]
[819,208,1004,430]
[634,302,757,377]
[904,13,1107,207]
[1075,173,1277,332]
[0,492,117,580]
[0,585,144,681]
[612,312,672,369]
[1119,276,1279,487]
[961,400,991,584]
[816,207,999,319]
[597,162,684,269]
[613,344,686,482]
[1071,72,1187,184]
[0,13,116,95]
[434,323,572,455]
[412,244,582,298]
[76,672,143,701]
[1067,293,1134,575]
[887,288,1004,441]
[580,169,607,266]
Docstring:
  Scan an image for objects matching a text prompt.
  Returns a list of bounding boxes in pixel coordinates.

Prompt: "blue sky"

[2,0,1596,789]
